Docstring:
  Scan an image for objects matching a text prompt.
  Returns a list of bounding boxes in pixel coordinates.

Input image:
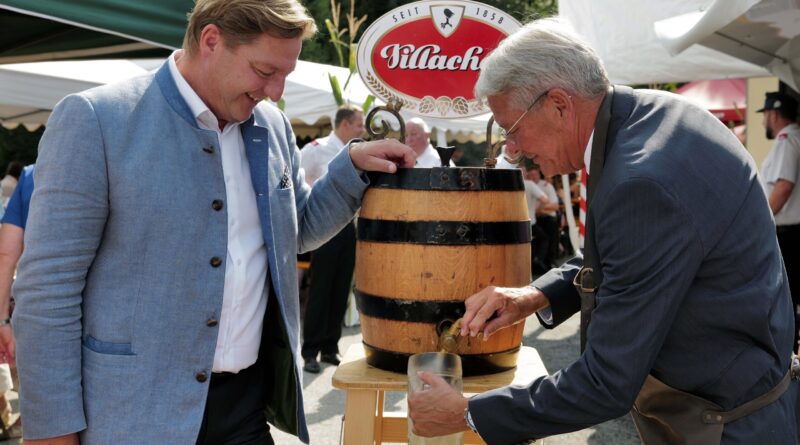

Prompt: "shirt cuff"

[537,307,554,326]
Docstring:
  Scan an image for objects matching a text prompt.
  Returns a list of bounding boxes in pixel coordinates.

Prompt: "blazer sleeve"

[469,177,704,445]
[287,119,367,254]
[11,95,111,439]
[532,253,582,328]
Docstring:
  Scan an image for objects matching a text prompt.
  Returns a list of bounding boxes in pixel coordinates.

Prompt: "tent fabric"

[558,0,770,85]
[655,0,800,92]
[675,79,746,123]
[0,1,188,63]
[0,58,491,142]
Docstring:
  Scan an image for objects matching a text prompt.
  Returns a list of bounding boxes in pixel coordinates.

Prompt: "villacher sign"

[356,0,520,119]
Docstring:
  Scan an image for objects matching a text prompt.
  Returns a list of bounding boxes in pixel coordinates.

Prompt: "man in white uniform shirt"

[757,91,800,349]
[300,105,365,186]
[406,118,456,167]
[299,105,365,373]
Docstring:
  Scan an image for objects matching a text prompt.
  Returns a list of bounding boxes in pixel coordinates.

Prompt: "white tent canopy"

[0,59,162,130]
[655,0,800,92]
[559,0,771,84]
[0,58,490,141]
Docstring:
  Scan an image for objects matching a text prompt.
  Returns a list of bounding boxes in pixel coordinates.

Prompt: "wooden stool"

[332,344,548,444]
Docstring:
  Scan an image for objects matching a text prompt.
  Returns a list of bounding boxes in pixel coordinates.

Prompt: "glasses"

[499,89,550,140]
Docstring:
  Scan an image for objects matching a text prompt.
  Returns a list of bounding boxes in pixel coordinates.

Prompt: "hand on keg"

[348,139,416,173]
[461,286,550,338]
[408,371,469,437]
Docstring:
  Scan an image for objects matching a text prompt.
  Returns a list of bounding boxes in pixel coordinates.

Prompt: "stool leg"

[374,391,385,443]
[344,389,378,445]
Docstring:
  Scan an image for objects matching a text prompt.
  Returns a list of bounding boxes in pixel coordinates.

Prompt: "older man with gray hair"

[408,18,796,444]
[405,117,455,167]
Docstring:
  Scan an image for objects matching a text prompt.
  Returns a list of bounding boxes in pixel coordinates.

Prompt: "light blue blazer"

[13,61,367,444]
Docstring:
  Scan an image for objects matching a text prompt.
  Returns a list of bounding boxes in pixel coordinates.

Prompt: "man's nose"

[263,78,286,102]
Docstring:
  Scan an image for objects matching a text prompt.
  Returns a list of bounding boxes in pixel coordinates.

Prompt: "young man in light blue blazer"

[10,1,415,444]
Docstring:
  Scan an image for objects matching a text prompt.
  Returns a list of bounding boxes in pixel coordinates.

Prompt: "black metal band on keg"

[367,168,524,191]
[355,290,465,323]
[357,219,531,245]
[362,343,520,376]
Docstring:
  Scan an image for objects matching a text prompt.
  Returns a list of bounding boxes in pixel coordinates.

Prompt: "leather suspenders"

[574,85,615,353]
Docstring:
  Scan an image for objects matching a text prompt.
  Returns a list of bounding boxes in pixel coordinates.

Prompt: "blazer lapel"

[241,118,274,248]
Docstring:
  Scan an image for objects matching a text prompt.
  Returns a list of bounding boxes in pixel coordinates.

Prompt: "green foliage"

[0,126,42,173]
[301,0,558,65]
[361,95,375,114]
[328,73,344,106]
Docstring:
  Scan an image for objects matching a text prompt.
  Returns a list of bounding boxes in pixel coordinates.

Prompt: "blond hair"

[183,0,317,54]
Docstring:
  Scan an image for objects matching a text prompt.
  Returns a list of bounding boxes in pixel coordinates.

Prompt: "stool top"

[332,344,548,393]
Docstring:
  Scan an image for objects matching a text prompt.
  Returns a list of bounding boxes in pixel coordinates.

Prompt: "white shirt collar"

[328,133,346,149]
[584,130,595,174]
[168,50,236,131]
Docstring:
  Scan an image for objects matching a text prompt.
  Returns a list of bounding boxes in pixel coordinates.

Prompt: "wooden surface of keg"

[355,167,531,376]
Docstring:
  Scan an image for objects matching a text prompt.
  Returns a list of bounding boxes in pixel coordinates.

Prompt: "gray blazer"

[469,86,797,444]
[12,62,368,444]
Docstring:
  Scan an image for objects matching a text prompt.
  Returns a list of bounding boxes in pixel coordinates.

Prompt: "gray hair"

[406,117,430,133]
[475,18,609,110]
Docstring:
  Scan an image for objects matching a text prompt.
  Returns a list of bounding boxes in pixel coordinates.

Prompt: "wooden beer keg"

[355,166,531,376]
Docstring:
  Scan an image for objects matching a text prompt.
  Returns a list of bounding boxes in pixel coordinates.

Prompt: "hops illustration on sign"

[356,1,520,119]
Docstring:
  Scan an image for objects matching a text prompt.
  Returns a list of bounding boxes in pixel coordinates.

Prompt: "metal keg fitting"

[438,318,483,353]
[438,318,461,353]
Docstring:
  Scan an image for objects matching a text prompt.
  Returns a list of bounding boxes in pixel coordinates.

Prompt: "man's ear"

[548,88,572,119]
[198,24,223,55]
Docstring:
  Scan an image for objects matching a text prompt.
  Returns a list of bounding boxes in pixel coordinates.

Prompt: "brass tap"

[438,318,482,353]
[439,319,462,353]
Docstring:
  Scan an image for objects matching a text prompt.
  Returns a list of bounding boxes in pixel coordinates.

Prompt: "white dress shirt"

[169,51,268,373]
[299,133,346,185]
[415,144,456,168]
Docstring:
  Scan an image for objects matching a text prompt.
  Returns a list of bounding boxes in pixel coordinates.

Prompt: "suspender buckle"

[573,267,597,294]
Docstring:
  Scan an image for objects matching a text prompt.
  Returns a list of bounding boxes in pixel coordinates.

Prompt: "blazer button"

[196,371,208,382]
[210,257,222,267]
[212,200,224,211]
[202,146,215,154]
[206,318,218,327]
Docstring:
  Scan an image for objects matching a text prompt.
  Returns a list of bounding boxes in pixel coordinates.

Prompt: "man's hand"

[0,325,14,365]
[460,286,550,338]
[348,139,416,173]
[25,433,80,444]
[408,371,469,437]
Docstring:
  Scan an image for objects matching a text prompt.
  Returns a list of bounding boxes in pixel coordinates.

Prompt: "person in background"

[0,164,31,440]
[11,1,415,444]
[0,162,23,209]
[757,91,800,350]
[406,118,455,168]
[528,168,559,268]
[300,105,364,186]
[522,167,550,276]
[298,105,365,373]
[408,18,796,444]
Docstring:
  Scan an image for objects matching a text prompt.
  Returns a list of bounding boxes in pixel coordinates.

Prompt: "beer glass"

[407,352,464,445]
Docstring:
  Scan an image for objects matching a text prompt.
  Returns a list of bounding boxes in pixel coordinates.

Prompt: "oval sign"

[357,1,520,119]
